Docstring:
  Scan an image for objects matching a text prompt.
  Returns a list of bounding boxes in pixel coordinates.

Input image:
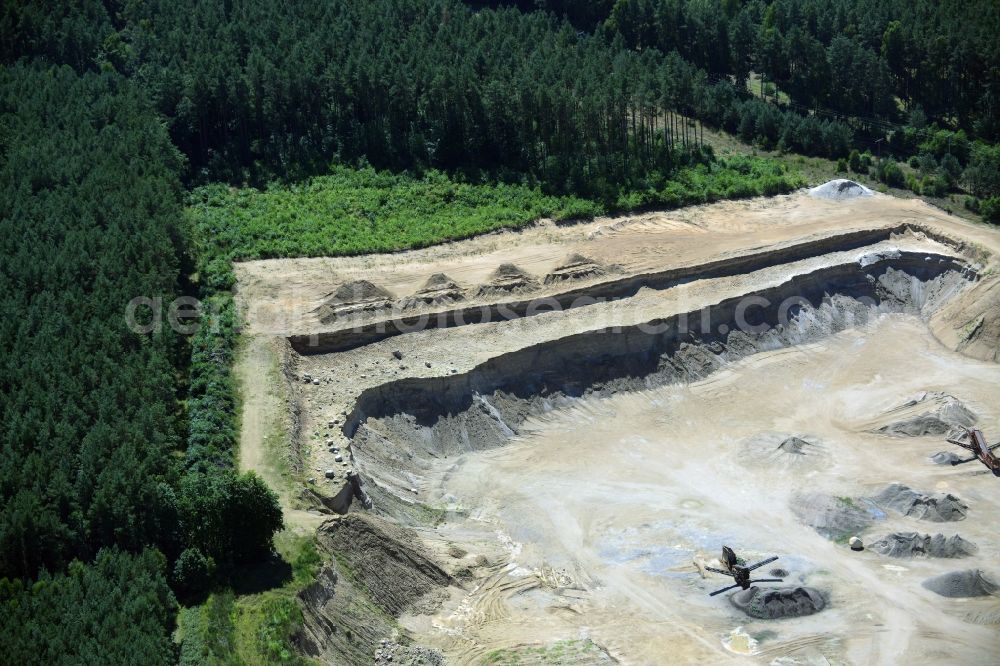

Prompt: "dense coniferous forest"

[0,61,283,657]
[0,63,182,582]
[485,0,999,135]
[2,0,999,663]
[7,0,997,190]
[0,0,862,189]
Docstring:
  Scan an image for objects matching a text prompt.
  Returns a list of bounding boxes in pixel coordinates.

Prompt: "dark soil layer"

[400,273,465,308]
[544,253,608,284]
[730,586,827,619]
[297,514,450,665]
[333,280,392,303]
[475,262,538,295]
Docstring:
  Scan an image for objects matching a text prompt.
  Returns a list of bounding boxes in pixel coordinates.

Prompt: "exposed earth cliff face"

[297,514,451,665]
[335,255,974,526]
[234,190,1000,664]
[930,273,1000,362]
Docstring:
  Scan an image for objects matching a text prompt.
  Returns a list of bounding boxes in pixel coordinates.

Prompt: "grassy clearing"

[187,166,598,288]
[187,160,803,288]
[747,72,792,105]
[178,532,324,666]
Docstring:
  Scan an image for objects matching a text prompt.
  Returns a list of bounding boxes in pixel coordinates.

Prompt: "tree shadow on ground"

[228,552,294,595]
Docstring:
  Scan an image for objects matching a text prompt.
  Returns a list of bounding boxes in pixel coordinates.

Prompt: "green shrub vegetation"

[177,591,238,666]
[188,157,803,273]
[188,167,600,284]
[980,197,1000,223]
[964,144,1000,200]
[185,295,241,464]
[177,535,323,666]
[875,159,905,188]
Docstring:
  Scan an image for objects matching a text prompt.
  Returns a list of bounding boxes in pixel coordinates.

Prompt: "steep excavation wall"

[341,253,974,516]
[290,224,966,355]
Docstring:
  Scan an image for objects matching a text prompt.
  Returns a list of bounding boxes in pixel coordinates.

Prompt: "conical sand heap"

[399,273,465,309]
[315,279,393,322]
[544,253,608,284]
[475,263,538,296]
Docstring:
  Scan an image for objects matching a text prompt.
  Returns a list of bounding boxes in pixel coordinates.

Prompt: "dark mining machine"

[705,546,783,596]
[946,428,1000,476]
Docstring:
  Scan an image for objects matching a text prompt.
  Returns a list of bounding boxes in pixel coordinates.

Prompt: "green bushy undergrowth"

[188,160,803,278]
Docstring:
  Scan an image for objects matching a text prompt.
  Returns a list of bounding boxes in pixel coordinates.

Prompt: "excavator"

[946,428,1000,476]
[705,546,783,597]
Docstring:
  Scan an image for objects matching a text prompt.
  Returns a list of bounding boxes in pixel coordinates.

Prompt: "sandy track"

[235,334,326,530]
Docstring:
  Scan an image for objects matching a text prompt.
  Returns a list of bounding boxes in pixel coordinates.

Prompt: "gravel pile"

[922,569,999,598]
[874,483,968,522]
[875,392,976,438]
[475,262,538,295]
[869,532,977,558]
[741,433,827,468]
[930,451,966,465]
[333,279,392,303]
[792,493,876,540]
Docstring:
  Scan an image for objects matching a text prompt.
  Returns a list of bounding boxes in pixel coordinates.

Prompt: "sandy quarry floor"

[233,189,1000,665]
[409,316,1000,664]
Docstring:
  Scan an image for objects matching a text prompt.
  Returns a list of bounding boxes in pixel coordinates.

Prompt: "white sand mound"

[809,179,874,200]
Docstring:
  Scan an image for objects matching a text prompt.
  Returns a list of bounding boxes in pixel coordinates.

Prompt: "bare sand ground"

[408,316,999,664]
[232,190,1000,664]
